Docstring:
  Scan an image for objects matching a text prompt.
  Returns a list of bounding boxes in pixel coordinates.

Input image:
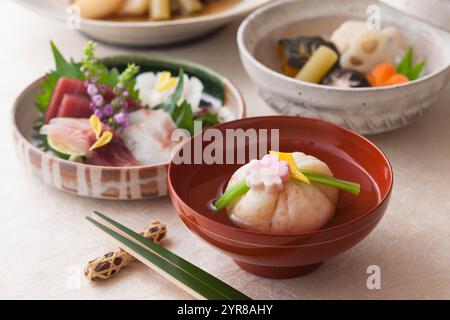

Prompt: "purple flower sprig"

[80,41,140,131]
[81,42,108,119]
[107,63,140,130]
[81,42,103,86]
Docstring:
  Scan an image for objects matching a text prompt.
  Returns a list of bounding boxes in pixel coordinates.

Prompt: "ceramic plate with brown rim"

[12,55,245,200]
[15,0,273,46]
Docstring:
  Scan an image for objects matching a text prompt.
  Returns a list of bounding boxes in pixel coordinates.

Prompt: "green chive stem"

[301,169,360,195]
[214,180,250,211]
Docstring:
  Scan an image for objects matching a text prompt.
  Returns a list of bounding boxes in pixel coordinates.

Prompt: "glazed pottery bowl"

[237,0,450,135]
[12,56,245,200]
[16,0,272,46]
[168,116,393,278]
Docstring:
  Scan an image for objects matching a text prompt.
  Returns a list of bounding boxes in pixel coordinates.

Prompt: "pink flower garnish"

[246,155,290,192]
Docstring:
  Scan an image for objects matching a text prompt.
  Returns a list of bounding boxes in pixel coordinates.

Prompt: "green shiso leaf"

[155,69,219,136]
[155,69,194,134]
[36,41,84,113]
[195,112,219,129]
[155,69,185,113]
[97,64,139,100]
[396,47,413,76]
[172,100,194,135]
[408,60,426,81]
[100,56,225,103]
[396,47,426,81]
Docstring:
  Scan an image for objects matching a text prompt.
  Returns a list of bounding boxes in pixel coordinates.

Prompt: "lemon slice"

[47,135,87,158]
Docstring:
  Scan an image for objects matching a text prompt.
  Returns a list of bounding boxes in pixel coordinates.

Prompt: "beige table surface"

[1,1,449,300]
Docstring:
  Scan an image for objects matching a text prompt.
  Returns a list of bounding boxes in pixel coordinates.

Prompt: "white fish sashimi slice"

[135,71,205,110]
[122,109,177,165]
[186,76,204,112]
[39,118,94,156]
[135,72,158,95]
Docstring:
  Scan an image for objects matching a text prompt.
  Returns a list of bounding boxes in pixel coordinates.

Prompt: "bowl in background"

[16,0,272,46]
[237,0,450,134]
[168,116,393,278]
[12,56,245,200]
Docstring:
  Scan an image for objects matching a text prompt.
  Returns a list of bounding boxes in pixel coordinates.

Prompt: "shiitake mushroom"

[278,36,340,77]
[321,68,371,88]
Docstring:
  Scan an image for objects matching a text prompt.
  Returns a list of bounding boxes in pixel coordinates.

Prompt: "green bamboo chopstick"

[87,212,250,300]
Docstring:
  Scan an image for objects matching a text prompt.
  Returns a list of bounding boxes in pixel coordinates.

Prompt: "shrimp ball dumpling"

[225,152,339,233]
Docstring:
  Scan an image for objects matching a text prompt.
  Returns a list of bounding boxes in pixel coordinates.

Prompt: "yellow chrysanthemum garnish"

[269,151,311,184]
[89,114,102,139]
[89,115,112,151]
[155,71,178,92]
[89,131,113,151]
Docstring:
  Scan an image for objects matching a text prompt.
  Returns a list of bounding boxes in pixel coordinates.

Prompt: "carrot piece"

[383,74,409,86]
[371,63,396,84]
[366,74,378,87]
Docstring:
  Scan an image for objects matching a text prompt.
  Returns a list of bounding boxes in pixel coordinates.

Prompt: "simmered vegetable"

[179,0,203,15]
[150,0,171,20]
[74,0,231,21]
[367,63,409,87]
[396,47,426,81]
[331,21,402,73]
[321,68,371,88]
[278,36,340,77]
[295,45,338,84]
[276,20,427,88]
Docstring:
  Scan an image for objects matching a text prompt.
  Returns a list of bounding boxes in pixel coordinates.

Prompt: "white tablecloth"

[1,0,449,299]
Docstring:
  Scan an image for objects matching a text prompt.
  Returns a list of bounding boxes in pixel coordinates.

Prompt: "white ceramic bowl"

[237,0,450,134]
[16,0,272,46]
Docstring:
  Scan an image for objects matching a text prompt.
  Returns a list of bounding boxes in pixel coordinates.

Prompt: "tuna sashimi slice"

[57,94,93,119]
[85,136,139,167]
[45,77,143,123]
[45,77,88,123]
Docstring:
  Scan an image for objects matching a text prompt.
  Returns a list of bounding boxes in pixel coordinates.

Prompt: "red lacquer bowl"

[168,116,393,278]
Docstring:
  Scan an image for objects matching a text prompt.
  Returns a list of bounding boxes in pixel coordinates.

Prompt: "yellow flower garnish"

[269,151,311,184]
[155,71,178,92]
[89,131,113,151]
[88,115,113,151]
[89,115,102,139]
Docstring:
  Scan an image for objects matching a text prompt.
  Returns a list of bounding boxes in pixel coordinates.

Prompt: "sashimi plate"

[12,56,245,200]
